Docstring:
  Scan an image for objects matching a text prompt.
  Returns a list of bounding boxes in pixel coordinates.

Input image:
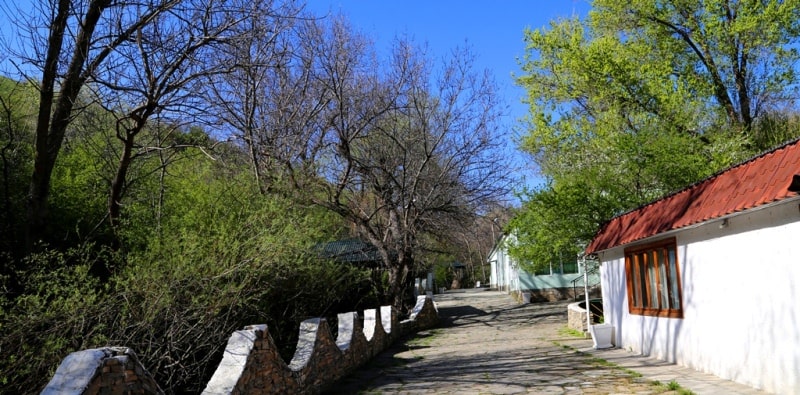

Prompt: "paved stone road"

[325,289,682,394]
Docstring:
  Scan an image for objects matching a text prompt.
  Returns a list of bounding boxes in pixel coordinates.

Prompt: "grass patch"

[587,356,644,378]
[589,357,616,367]
[558,326,586,338]
[552,341,576,351]
[651,379,695,394]
[552,340,698,394]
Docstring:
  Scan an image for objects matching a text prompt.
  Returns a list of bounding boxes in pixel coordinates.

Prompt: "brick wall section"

[568,302,589,332]
[203,324,297,395]
[408,295,439,329]
[335,312,368,368]
[287,318,345,390]
[41,347,163,395]
[44,295,439,395]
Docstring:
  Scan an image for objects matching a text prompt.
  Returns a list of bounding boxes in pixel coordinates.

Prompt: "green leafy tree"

[593,0,800,136]
[513,0,800,265]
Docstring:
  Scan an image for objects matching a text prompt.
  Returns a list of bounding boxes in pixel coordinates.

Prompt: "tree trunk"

[388,257,414,314]
[108,135,135,234]
[26,0,109,250]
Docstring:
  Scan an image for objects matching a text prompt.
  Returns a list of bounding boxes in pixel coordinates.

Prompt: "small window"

[561,260,579,274]
[624,238,683,318]
[534,262,551,276]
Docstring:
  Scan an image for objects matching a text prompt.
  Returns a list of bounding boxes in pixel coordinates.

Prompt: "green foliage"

[111,205,372,391]
[0,94,373,393]
[48,135,113,247]
[433,263,453,290]
[0,245,113,391]
[0,77,37,255]
[591,0,800,137]
[0,167,372,394]
[512,0,800,263]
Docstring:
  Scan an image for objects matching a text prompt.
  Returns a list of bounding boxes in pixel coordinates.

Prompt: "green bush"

[0,76,381,392]
[0,245,112,390]
[0,150,377,393]
[0,208,376,393]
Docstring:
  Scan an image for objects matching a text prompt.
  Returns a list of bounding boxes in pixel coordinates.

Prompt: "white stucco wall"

[488,235,592,294]
[599,197,800,394]
[488,239,517,292]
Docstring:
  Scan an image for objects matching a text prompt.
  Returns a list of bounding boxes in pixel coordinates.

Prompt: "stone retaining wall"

[42,296,439,395]
[568,302,590,332]
[527,287,575,302]
[41,347,163,395]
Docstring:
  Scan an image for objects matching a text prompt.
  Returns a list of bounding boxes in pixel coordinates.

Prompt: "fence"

[42,295,439,395]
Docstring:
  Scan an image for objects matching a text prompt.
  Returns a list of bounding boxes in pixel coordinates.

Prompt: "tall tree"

[4,0,181,249]
[208,0,303,194]
[216,16,513,311]
[512,0,800,265]
[90,0,265,237]
[594,0,800,135]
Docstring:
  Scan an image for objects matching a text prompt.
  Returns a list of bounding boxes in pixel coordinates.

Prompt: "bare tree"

[1,0,303,249]
[229,14,514,310]
[2,0,184,249]
[208,0,304,194]
[434,202,513,286]
[90,0,251,235]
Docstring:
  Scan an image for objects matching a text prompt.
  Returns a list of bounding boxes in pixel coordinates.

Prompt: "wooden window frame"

[624,238,683,318]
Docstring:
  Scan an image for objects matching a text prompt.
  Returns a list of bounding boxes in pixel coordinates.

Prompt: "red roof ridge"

[586,136,800,254]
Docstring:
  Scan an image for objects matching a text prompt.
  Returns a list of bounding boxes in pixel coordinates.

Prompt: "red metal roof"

[586,138,800,254]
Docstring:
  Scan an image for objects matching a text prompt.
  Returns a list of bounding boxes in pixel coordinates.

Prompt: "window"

[625,238,683,318]
[561,260,579,274]
[533,264,551,276]
[533,260,579,275]
[534,249,580,276]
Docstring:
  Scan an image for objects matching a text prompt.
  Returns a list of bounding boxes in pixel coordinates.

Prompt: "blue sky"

[303,1,591,190]
[0,0,591,191]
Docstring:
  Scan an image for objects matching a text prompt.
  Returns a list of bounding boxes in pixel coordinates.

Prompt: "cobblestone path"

[325,289,685,394]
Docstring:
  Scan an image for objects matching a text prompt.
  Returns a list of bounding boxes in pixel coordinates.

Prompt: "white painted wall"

[488,236,514,292]
[599,198,800,394]
[488,234,592,294]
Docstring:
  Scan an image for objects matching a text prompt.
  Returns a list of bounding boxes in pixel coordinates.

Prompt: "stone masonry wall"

[528,287,576,302]
[42,296,439,395]
[41,347,163,395]
[568,302,590,332]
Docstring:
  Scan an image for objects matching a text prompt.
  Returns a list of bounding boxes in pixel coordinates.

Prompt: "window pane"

[638,253,648,307]
[647,253,658,308]
[668,248,680,309]
[658,249,669,309]
[534,262,550,275]
[632,254,642,307]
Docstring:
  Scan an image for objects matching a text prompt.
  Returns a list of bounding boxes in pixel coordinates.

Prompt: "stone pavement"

[324,289,768,394]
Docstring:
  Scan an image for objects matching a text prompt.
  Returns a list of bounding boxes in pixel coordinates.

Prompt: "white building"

[586,138,800,394]
[489,234,596,302]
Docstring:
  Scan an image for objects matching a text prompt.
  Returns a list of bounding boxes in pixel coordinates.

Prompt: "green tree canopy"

[512,0,800,269]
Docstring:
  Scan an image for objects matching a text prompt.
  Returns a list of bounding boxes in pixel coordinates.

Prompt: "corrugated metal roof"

[314,238,384,266]
[586,138,800,254]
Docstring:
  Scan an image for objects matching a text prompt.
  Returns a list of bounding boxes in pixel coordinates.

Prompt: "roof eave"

[586,194,800,255]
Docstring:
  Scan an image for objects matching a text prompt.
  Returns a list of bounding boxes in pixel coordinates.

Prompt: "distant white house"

[488,234,597,302]
[586,138,800,394]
